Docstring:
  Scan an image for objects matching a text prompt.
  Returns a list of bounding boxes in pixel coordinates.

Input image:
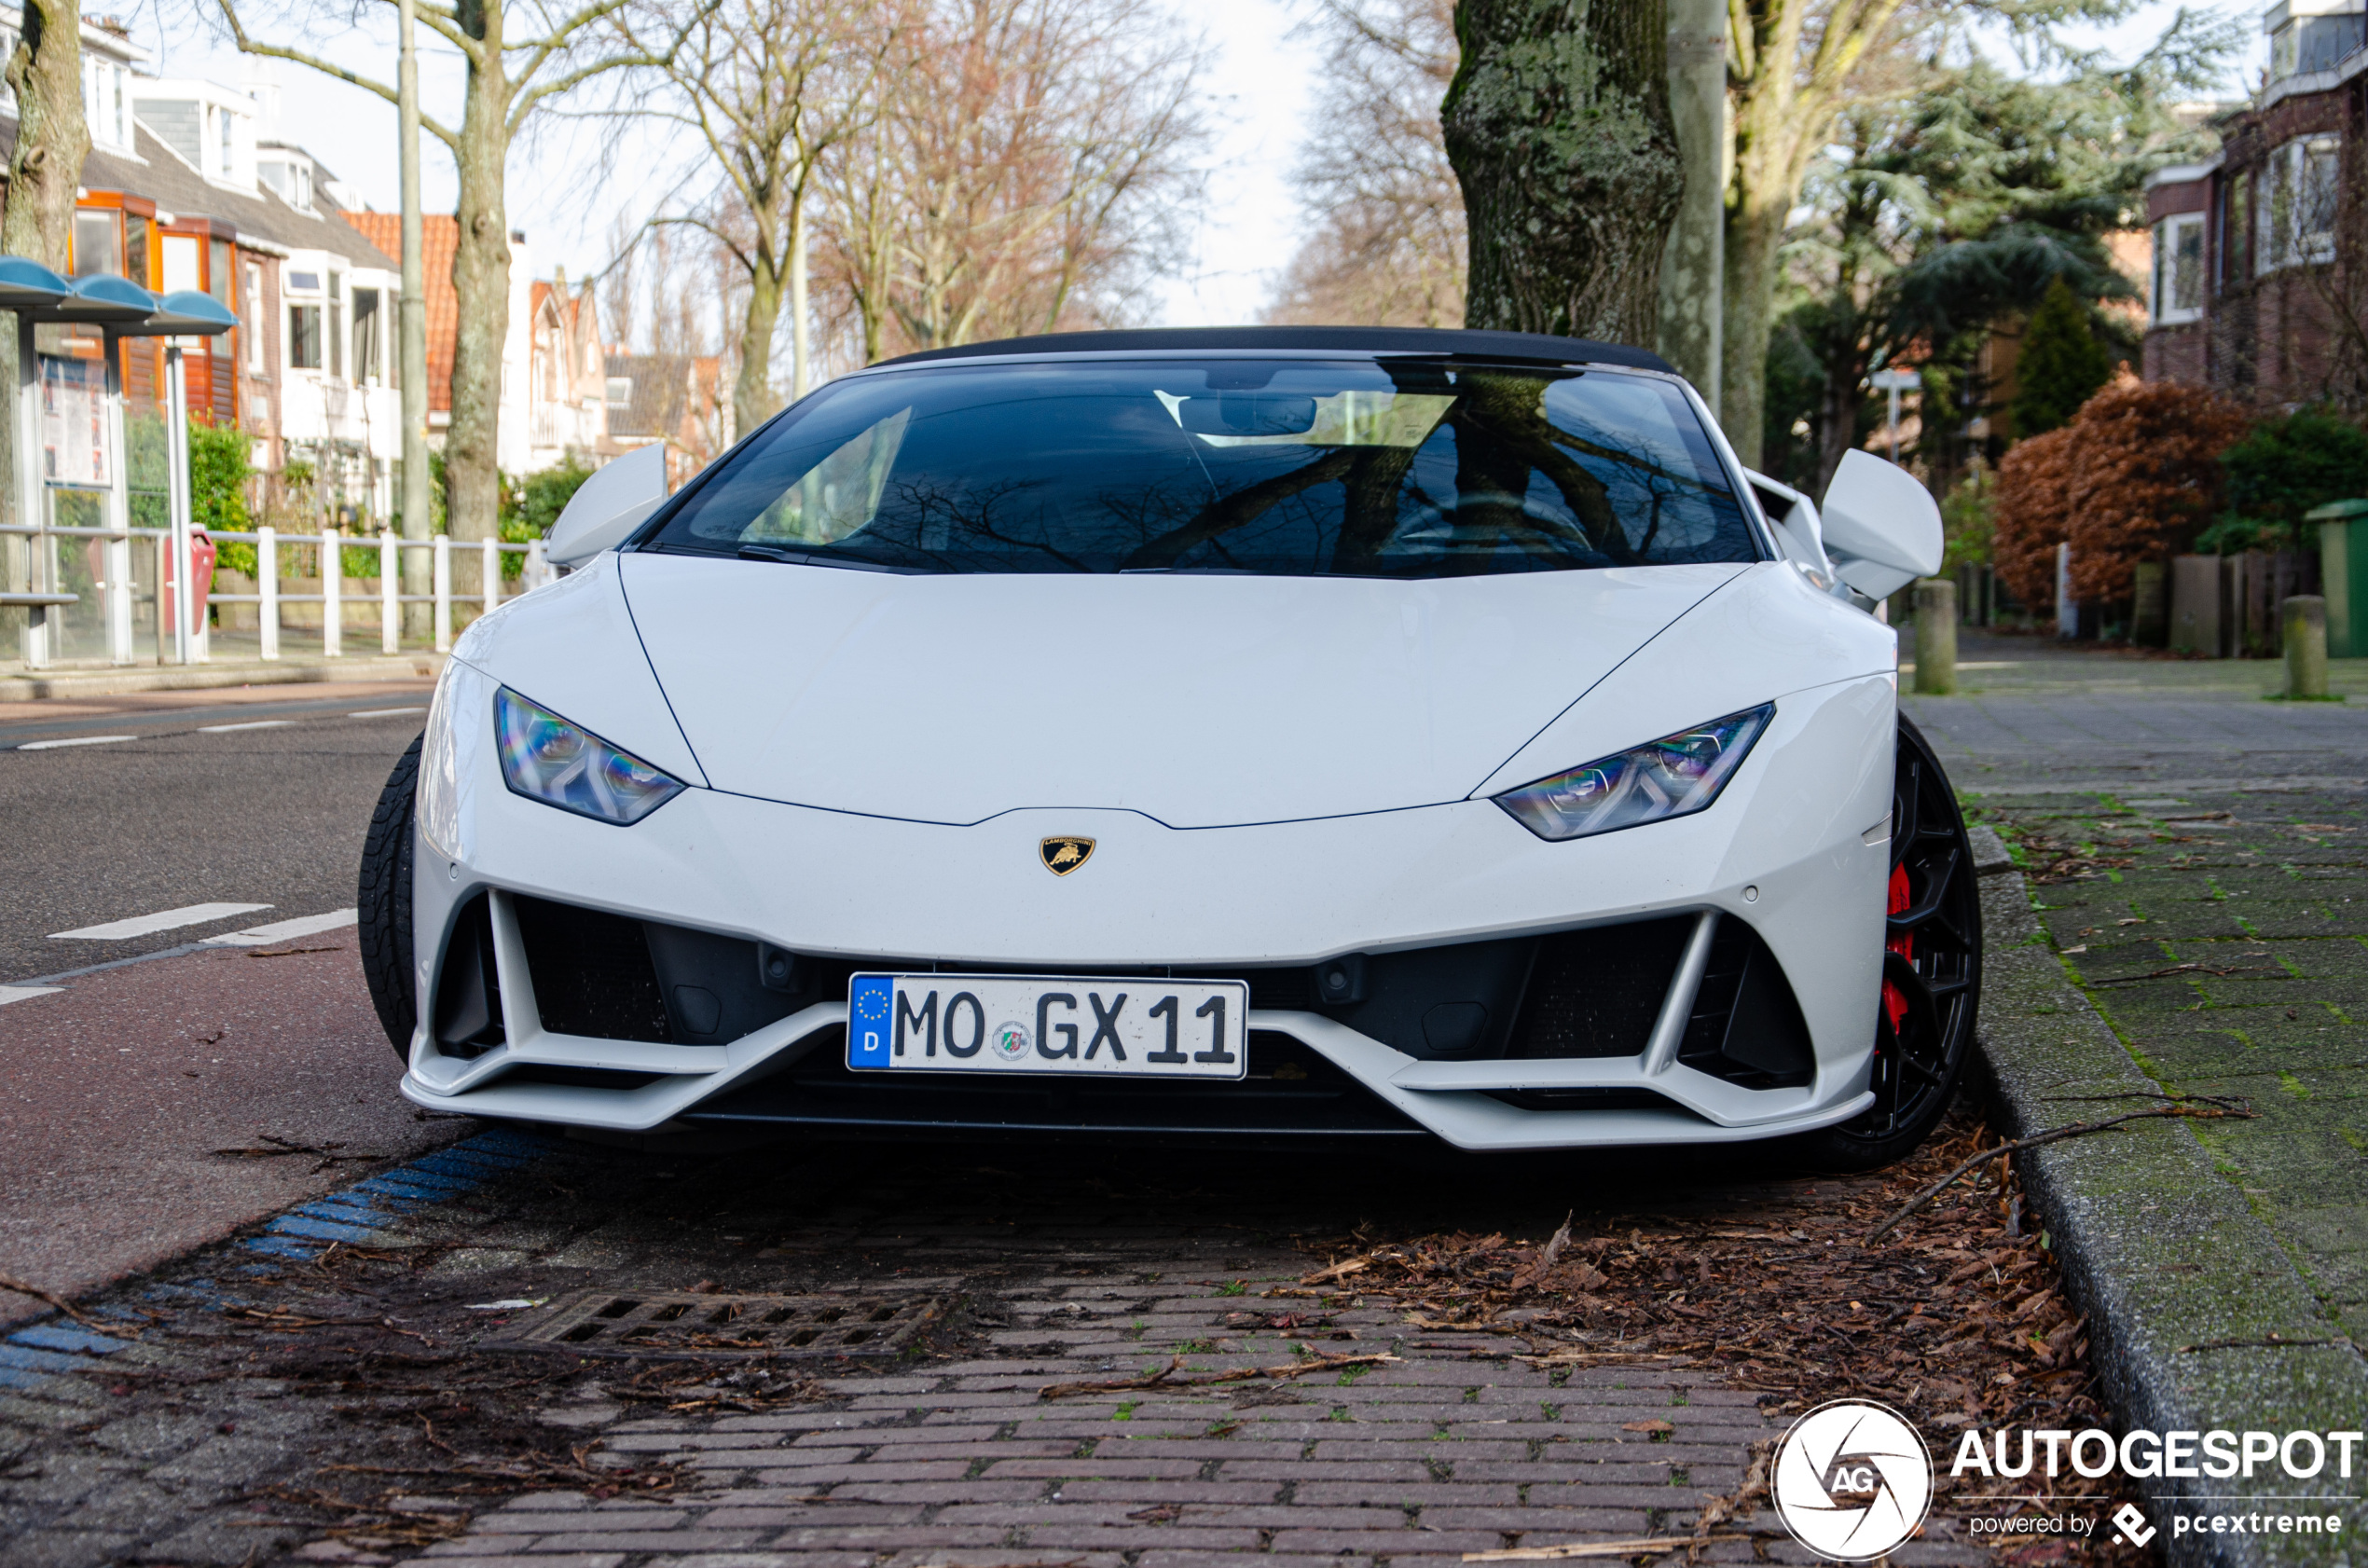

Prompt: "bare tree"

[1265,0,1464,327]
[812,0,1207,362]
[1719,0,1924,466]
[620,0,894,435]
[212,0,694,543]
[1442,0,1684,344]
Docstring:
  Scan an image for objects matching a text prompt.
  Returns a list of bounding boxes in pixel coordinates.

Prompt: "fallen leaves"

[1278,1104,2149,1561]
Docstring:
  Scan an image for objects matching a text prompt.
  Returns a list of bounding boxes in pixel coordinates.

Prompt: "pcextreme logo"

[1771,1399,1935,1561]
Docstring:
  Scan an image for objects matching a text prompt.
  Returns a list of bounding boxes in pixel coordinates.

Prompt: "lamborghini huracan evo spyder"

[357,326,1977,1167]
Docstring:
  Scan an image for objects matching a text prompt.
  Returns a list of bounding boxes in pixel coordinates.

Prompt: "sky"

[142,0,2261,336]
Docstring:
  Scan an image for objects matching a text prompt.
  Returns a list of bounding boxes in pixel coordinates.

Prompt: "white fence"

[2,520,551,667]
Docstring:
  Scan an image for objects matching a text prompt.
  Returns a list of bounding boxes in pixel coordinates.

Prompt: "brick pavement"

[409,1274,1789,1568]
[0,1125,2006,1568]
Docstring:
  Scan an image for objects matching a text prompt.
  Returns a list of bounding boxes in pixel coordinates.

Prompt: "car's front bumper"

[402,658,1898,1150]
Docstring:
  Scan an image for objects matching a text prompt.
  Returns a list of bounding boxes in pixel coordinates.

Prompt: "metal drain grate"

[491,1290,946,1359]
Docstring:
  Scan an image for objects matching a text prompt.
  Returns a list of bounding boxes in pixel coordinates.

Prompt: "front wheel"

[358,733,422,1064]
[1798,714,1983,1171]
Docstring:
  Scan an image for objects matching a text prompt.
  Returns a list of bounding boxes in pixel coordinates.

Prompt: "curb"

[1966,831,2368,1568]
[0,652,444,700]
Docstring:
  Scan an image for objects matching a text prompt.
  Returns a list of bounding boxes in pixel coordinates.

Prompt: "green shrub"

[2203,406,2368,554]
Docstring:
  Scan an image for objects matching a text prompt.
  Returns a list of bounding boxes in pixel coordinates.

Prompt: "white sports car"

[359,326,1978,1167]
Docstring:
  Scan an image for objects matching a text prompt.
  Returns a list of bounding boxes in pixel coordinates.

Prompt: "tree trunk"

[791,191,809,403]
[1442,0,1683,346]
[1656,0,1723,403]
[735,249,785,440]
[1719,129,1799,472]
[445,12,511,609]
[3,0,87,266]
[1,0,88,636]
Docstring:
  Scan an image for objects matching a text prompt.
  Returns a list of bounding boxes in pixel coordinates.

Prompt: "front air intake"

[1677,916,1816,1088]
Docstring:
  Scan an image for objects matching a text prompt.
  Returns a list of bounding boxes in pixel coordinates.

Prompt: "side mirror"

[546,443,668,570]
[1818,449,1943,600]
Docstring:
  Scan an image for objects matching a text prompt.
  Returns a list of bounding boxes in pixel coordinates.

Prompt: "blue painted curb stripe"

[7,1326,128,1355]
[0,1343,89,1373]
[264,1216,379,1245]
[241,1237,321,1259]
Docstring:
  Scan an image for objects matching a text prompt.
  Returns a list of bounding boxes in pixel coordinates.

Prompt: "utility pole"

[397,0,433,640]
[1657,0,1724,407]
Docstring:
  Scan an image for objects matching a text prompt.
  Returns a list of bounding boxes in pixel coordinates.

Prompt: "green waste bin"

[2308,498,2368,656]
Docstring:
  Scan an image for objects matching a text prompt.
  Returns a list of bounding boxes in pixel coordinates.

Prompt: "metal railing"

[3,519,552,666]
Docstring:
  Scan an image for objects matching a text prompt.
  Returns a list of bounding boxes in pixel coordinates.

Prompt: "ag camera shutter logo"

[1772,1399,1934,1561]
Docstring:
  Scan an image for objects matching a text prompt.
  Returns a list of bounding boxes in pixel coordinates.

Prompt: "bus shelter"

[0,256,236,668]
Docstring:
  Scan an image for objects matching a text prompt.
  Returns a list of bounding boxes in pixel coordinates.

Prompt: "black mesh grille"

[514,895,673,1042]
[1508,916,1693,1058]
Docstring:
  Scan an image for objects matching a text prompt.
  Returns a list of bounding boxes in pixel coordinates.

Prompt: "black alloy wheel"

[1802,713,1982,1170]
[358,732,422,1063]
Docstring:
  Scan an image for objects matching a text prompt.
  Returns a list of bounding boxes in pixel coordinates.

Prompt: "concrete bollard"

[1913,578,1958,695]
[2284,595,2329,698]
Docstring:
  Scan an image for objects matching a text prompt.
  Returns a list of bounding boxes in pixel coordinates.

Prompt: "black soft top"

[874,325,1675,376]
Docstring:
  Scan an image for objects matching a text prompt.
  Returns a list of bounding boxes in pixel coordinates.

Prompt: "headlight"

[494,687,684,825]
[1494,704,1774,842]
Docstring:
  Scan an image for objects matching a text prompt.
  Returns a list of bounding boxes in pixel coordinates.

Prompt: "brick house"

[603,352,732,488]
[345,213,587,479]
[2142,0,2367,406]
[525,270,609,468]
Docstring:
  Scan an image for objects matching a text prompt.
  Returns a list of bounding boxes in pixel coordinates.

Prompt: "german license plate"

[847,974,1248,1079]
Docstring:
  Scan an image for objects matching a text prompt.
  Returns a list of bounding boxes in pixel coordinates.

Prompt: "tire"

[1797,712,1984,1171]
[359,732,422,1064]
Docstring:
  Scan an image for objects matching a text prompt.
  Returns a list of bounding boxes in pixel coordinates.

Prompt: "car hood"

[619,552,1747,828]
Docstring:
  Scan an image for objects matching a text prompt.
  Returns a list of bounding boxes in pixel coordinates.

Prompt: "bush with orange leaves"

[1990,381,2252,616]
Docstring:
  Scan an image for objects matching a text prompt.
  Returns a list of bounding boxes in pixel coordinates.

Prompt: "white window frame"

[2154,213,2207,323]
[2257,137,2342,273]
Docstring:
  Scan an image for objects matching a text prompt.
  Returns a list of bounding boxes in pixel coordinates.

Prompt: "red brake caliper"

[1882,865,1914,1032]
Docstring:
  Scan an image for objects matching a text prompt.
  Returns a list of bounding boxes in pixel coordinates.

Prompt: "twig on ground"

[1464,1536,1749,1561]
[2173,1334,2347,1354]
[2089,961,2281,986]
[1037,1349,1397,1399]
[0,1272,101,1328]
[1868,1104,2255,1243]
[211,1134,387,1167]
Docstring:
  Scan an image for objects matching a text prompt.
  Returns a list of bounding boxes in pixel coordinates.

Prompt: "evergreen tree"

[2013,276,2114,437]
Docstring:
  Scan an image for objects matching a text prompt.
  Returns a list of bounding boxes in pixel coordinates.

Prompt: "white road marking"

[203,909,359,946]
[0,985,62,1006]
[350,707,428,718]
[196,720,293,733]
[16,735,135,751]
[50,902,272,940]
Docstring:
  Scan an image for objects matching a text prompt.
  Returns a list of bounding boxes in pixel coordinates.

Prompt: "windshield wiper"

[737,543,929,574]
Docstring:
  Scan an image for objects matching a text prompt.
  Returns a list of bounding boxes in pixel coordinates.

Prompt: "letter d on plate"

[850,975,894,1066]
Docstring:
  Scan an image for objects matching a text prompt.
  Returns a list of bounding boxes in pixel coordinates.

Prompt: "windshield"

[640,357,1758,577]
